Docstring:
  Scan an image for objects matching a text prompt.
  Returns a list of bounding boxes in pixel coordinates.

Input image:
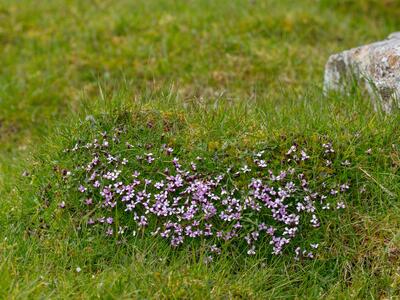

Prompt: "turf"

[1,0,400,298]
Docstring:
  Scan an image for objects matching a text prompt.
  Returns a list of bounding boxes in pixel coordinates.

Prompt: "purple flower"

[138,216,148,227]
[145,153,154,164]
[340,184,349,192]
[66,132,350,261]
[301,150,310,161]
[310,215,320,228]
[210,244,221,255]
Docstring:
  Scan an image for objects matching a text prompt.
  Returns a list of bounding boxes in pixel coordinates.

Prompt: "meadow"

[1,0,400,298]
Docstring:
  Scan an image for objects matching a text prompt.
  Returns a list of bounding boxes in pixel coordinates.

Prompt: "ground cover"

[1,0,400,298]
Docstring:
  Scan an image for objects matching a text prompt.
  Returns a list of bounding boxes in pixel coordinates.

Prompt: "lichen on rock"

[324,33,400,113]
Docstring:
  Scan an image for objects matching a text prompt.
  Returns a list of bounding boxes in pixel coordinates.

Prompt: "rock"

[324,33,400,113]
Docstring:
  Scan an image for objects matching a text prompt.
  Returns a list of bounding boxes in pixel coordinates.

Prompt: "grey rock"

[324,33,400,112]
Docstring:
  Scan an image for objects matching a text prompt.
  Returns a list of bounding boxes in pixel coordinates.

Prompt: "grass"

[1,0,400,298]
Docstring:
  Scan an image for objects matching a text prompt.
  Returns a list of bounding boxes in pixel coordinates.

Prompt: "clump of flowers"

[59,124,350,261]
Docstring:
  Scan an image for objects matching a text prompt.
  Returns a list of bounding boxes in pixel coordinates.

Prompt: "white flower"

[241,165,251,173]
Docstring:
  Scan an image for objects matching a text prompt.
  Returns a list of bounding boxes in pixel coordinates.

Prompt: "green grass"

[1,0,400,298]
